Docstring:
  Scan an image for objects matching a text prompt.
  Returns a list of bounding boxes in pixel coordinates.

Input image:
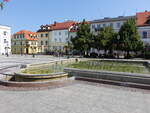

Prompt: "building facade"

[11,30,38,54]
[37,21,76,53]
[90,16,135,35]
[136,11,150,45]
[37,25,51,54]
[0,25,11,55]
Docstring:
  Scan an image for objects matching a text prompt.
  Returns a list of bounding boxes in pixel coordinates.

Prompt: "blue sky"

[0,0,150,33]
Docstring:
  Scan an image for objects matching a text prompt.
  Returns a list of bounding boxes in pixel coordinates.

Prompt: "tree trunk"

[127,50,130,58]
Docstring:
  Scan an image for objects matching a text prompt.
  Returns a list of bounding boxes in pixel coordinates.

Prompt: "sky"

[0,0,150,33]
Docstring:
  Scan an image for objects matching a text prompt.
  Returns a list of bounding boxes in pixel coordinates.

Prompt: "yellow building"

[11,30,38,54]
[37,25,51,53]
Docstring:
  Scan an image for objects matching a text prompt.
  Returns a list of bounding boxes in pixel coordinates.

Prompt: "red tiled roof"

[69,21,90,32]
[37,20,89,32]
[136,11,150,26]
[15,30,38,41]
[51,21,76,30]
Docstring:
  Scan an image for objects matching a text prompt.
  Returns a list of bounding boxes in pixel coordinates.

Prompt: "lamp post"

[20,40,23,56]
[5,41,9,57]
[117,35,120,59]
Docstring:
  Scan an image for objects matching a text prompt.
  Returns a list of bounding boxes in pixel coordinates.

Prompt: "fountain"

[0,58,79,87]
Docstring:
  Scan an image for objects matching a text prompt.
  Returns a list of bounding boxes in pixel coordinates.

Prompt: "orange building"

[11,30,38,54]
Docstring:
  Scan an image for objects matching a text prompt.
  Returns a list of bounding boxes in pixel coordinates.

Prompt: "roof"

[51,21,76,30]
[14,30,38,41]
[136,11,150,27]
[69,21,90,32]
[37,21,76,32]
[90,16,135,24]
[0,25,11,30]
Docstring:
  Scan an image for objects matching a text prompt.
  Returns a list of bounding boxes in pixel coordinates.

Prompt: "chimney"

[54,21,57,25]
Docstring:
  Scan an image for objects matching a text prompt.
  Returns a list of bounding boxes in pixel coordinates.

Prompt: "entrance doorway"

[26,48,29,54]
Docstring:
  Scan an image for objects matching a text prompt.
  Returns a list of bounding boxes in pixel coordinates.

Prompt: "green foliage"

[68,60,150,74]
[119,18,144,54]
[95,26,116,52]
[0,2,4,10]
[71,18,144,58]
[71,19,93,55]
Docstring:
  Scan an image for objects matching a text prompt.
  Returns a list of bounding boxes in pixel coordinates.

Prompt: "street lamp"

[20,38,23,56]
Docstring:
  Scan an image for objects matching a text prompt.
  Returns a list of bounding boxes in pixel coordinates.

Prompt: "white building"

[0,25,11,55]
[136,11,150,45]
[37,21,76,53]
[90,16,135,35]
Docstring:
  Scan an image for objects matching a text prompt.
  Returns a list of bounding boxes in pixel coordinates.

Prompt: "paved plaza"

[0,55,150,113]
[0,55,65,75]
[0,81,149,113]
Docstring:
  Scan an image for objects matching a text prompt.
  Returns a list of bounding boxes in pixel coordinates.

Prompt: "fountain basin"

[12,72,68,82]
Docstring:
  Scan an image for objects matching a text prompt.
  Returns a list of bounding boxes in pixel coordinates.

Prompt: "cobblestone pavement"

[0,55,150,113]
[0,81,150,113]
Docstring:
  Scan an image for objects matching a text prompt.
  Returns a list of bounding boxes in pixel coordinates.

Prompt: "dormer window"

[29,34,32,37]
[146,19,150,24]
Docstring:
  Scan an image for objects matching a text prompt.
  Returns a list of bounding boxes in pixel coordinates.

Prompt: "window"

[66,38,69,41]
[4,39,7,43]
[20,42,22,45]
[3,31,7,36]
[143,31,148,39]
[117,23,121,28]
[45,34,48,37]
[45,41,48,45]
[59,38,61,42]
[17,35,19,39]
[20,34,23,39]
[92,24,95,29]
[22,34,25,38]
[41,34,43,37]
[65,31,68,35]
[26,41,29,44]
[41,41,43,45]
[14,42,16,45]
[97,24,101,29]
[59,32,61,35]
[103,24,106,27]
[110,23,113,27]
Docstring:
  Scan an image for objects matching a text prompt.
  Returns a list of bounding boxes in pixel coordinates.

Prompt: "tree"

[0,2,4,9]
[0,0,10,10]
[119,18,144,58]
[71,19,93,56]
[95,26,116,56]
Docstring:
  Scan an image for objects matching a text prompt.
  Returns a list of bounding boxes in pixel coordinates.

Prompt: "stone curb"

[0,78,68,87]
[64,67,150,89]
[76,77,150,90]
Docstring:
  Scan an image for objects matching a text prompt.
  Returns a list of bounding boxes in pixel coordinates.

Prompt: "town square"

[1,0,150,113]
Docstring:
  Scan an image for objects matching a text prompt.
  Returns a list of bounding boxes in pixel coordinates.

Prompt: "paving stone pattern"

[0,55,150,113]
[0,81,150,113]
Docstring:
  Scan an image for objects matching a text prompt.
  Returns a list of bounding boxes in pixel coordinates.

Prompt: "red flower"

[3,0,10,2]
